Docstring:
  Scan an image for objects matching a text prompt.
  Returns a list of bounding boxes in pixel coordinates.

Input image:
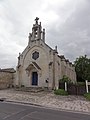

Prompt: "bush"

[59,75,72,83]
[54,89,68,95]
[73,82,85,86]
[84,93,90,100]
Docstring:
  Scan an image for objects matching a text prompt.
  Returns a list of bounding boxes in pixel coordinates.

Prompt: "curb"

[5,100,42,107]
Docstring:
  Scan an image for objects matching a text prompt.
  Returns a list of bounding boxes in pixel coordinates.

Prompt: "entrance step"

[15,87,44,93]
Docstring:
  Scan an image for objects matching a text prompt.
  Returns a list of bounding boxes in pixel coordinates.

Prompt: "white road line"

[3,109,25,119]
[19,111,37,120]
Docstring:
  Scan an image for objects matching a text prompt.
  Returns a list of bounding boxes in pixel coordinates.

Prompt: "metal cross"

[35,17,39,24]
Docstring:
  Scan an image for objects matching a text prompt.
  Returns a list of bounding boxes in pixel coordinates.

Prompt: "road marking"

[19,111,37,120]
[3,109,25,119]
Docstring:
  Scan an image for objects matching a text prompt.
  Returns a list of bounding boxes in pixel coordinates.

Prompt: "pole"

[86,80,89,93]
[65,82,67,91]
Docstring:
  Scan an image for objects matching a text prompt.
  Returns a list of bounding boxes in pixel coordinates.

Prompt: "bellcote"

[28,17,45,44]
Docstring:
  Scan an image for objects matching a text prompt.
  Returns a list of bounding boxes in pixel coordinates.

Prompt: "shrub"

[73,82,85,86]
[54,89,68,95]
[84,93,90,100]
[59,75,72,83]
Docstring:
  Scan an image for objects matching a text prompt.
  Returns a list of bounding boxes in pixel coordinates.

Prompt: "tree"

[74,55,90,82]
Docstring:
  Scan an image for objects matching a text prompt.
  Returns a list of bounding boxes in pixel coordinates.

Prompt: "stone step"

[15,87,44,93]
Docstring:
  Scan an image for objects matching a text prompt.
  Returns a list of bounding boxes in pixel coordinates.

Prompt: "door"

[32,72,38,85]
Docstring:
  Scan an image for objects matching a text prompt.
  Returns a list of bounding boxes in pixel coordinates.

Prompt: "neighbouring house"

[0,68,16,89]
[15,17,76,89]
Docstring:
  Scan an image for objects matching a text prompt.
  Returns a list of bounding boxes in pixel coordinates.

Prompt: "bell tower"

[28,17,45,44]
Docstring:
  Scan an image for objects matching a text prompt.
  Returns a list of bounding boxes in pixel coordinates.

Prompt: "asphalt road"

[0,101,90,120]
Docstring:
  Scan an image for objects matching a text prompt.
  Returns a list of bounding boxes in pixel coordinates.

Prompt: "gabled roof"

[26,62,41,71]
[32,62,41,70]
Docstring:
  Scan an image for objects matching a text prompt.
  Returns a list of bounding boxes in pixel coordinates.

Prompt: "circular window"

[32,51,39,60]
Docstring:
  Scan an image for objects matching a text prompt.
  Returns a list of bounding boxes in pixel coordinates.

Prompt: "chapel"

[15,17,76,89]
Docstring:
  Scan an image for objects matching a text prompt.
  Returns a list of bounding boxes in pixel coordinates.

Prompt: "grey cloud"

[46,0,90,61]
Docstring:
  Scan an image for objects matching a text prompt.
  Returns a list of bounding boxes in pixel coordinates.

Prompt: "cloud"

[45,0,90,61]
[0,0,90,68]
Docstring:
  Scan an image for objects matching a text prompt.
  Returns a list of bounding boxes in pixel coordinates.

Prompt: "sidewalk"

[0,89,90,113]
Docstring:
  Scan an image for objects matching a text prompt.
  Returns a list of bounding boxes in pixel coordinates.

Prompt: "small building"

[15,17,76,89]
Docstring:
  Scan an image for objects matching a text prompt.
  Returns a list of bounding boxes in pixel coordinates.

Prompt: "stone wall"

[0,68,16,89]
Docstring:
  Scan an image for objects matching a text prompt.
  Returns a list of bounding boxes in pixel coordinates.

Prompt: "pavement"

[0,89,90,113]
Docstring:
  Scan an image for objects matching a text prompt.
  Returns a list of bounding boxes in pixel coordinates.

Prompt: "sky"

[0,0,90,68]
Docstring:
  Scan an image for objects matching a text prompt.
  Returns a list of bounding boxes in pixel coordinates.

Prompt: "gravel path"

[0,89,90,113]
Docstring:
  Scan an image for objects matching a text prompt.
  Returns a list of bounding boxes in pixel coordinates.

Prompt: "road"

[0,101,90,120]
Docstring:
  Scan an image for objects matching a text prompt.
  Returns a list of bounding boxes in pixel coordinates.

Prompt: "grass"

[84,93,90,101]
[54,89,68,95]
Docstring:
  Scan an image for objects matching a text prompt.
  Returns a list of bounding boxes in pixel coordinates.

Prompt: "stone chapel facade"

[15,17,76,89]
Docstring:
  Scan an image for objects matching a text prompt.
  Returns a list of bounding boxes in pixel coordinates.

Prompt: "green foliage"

[74,82,85,85]
[74,55,90,82]
[59,75,72,83]
[77,82,85,85]
[84,93,90,101]
[54,89,68,95]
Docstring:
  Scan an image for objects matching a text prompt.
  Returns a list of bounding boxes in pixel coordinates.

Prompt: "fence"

[59,82,90,95]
